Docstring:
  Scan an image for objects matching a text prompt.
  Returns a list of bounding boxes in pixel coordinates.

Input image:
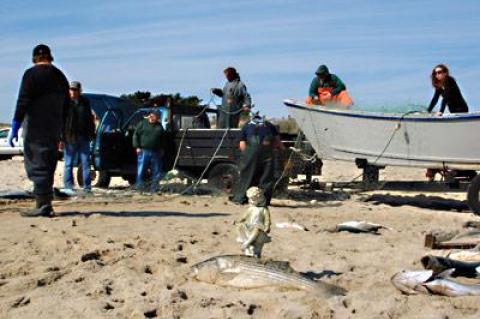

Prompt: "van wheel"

[123,175,137,186]
[467,175,480,215]
[207,163,240,193]
[96,171,111,188]
[77,166,111,188]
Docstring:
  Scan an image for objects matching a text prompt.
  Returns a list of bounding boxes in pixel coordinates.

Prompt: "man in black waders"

[8,44,70,217]
[211,67,252,128]
[230,113,284,205]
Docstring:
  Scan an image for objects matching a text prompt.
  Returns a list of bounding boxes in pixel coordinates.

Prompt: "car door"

[92,109,126,171]
[0,129,11,154]
[0,128,23,155]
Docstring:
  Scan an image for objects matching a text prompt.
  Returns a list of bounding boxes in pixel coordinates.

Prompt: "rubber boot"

[21,195,54,217]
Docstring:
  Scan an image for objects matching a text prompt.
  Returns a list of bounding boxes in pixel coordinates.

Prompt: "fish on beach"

[420,255,480,278]
[391,269,480,297]
[331,221,390,233]
[191,255,346,297]
[275,222,309,231]
[445,245,480,262]
[423,275,480,297]
[390,270,432,295]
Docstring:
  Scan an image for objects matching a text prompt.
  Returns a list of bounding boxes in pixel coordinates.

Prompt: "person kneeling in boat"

[305,65,353,108]
[426,64,472,181]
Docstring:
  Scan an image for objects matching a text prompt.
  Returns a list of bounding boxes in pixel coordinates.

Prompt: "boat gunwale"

[284,99,480,122]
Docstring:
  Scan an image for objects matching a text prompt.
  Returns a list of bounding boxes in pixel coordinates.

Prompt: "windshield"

[0,129,9,138]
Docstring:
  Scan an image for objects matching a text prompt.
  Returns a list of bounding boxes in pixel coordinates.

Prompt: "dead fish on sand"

[330,221,390,233]
[421,255,480,278]
[191,255,346,297]
[446,245,480,262]
[275,222,309,231]
[391,269,480,296]
[423,272,480,297]
[391,270,433,295]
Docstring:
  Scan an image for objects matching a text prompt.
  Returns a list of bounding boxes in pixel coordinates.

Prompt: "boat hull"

[285,100,480,170]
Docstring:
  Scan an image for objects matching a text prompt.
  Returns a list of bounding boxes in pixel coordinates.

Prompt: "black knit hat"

[32,44,53,61]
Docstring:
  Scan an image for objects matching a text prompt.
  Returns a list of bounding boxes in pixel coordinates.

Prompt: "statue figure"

[235,187,271,257]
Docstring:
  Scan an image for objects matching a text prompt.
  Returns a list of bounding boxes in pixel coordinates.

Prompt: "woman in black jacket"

[426,64,472,181]
[428,64,468,115]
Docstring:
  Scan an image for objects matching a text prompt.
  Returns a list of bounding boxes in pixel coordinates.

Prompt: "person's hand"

[136,148,142,154]
[58,141,65,151]
[305,96,314,105]
[211,88,223,97]
[8,120,21,147]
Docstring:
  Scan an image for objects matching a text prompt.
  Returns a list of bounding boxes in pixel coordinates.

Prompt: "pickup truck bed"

[91,105,320,191]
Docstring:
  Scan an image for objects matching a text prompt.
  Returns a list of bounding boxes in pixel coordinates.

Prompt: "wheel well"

[206,160,238,177]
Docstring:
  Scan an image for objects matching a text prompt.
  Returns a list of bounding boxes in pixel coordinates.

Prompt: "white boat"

[284,99,480,170]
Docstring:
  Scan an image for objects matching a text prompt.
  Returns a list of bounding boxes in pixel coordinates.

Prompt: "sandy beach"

[0,157,479,319]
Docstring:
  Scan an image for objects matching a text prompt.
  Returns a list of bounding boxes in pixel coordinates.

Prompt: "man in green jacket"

[306,65,353,107]
[132,110,165,192]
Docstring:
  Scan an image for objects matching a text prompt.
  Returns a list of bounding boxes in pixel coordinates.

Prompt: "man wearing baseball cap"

[9,44,70,217]
[63,81,96,194]
[132,109,166,193]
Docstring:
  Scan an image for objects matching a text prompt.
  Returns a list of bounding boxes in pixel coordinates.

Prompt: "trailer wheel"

[207,163,240,194]
[362,165,380,189]
[467,175,480,215]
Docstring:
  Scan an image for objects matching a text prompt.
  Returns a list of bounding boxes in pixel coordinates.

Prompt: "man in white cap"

[132,109,166,192]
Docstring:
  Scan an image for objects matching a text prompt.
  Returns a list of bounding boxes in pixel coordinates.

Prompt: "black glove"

[211,88,223,97]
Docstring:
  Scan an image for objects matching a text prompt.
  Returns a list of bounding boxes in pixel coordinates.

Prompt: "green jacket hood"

[315,65,330,75]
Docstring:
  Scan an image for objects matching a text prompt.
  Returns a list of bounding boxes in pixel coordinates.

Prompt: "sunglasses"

[434,69,445,75]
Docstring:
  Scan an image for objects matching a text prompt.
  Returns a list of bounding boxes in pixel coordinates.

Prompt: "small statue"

[235,187,271,258]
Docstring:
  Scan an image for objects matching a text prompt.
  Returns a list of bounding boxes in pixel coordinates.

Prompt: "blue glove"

[8,120,21,147]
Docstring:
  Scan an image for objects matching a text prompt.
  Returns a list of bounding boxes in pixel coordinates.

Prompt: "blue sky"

[1,0,479,122]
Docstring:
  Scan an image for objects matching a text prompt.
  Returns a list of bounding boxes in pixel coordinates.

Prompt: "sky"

[1,0,479,123]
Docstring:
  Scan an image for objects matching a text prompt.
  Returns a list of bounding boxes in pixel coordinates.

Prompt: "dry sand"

[0,158,479,318]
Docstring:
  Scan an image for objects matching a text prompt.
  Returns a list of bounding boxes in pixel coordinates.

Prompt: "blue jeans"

[64,138,91,190]
[135,149,164,192]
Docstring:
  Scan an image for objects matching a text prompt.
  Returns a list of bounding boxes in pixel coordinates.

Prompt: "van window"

[173,115,209,129]
[0,130,8,138]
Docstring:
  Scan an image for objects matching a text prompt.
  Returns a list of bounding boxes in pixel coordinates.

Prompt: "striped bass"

[191,255,346,297]
[390,270,432,295]
[391,268,480,297]
[424,276,480,296]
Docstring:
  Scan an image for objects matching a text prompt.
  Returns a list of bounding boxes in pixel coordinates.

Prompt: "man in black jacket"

[63,81,96,193]
[8,44,70,217]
